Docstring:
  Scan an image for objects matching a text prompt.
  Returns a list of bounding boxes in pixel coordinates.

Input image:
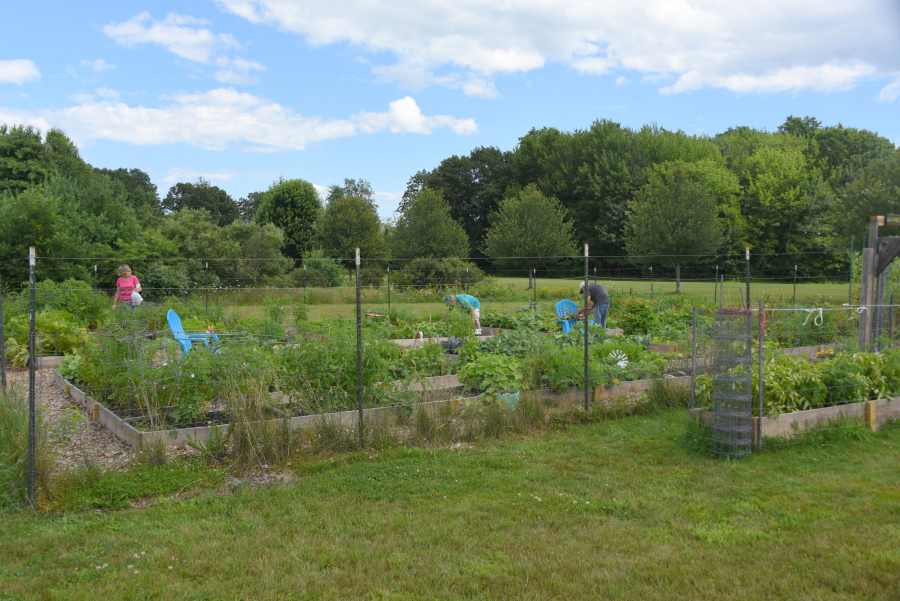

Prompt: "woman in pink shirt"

[114,264,142,309]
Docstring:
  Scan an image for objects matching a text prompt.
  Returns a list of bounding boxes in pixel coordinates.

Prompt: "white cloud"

[0,59,41,84]
[81,59,116,72]
[2,89,475,151]
[214,56,266,85]
[878,78,900,103]
[104,12,239,63]
[161,168,245,183]
[214,0,900,96]
[95,87,120,99]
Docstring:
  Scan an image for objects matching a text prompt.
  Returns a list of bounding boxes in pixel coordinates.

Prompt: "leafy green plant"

[459,352,523,399]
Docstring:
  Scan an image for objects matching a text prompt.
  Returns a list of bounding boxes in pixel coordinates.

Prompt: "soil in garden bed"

[127,406,283,430]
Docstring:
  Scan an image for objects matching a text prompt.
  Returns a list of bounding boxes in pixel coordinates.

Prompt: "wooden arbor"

[859,215,900,347]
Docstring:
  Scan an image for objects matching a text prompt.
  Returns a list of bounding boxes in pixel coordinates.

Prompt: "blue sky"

[2,0,898,219]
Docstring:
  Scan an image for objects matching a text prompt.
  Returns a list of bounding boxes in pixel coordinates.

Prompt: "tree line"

[1,115,898,292]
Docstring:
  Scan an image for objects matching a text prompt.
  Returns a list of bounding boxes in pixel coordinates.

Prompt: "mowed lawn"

[1,410,898,600]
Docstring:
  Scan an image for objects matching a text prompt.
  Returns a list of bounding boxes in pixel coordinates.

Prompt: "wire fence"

[1,247,895,506]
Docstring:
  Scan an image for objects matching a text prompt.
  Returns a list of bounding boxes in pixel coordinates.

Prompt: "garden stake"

[355,248,364,447]
[27,247,37,506]
[0,269,5,391]
[584,244,590,412]
[757,300,764,452]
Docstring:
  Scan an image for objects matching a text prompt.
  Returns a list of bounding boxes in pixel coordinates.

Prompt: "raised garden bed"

[689,397,900,446]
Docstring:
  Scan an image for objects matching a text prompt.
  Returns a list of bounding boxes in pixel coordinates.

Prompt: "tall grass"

[0,384,51,508]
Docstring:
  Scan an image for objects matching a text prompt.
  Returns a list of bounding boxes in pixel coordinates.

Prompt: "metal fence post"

[27,247,37,506]
[205,262,209,316]
[533,268,537,308]
[649,267,653,298]
[745,247,751,310]
[690,306,697,409]
[757,300,764,451]
[465,267,469,296]
[584,244,590,412]
[386,267,391,311]
[715,265,718,302]
[0,269,6,391]
[355,248,364,447]
[849,235,854,305]
[792,265,797,307]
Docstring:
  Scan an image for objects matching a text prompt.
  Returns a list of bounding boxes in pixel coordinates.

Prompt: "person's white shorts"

[471,308,480,320]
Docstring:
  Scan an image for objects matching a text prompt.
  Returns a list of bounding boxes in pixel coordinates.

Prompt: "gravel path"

[6,367,133,473]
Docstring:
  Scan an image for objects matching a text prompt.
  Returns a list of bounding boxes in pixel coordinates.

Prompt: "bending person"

[441,294,482,335]
[575,281,610,327]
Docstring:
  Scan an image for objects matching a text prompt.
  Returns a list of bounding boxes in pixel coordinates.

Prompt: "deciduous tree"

[624,166,724,293]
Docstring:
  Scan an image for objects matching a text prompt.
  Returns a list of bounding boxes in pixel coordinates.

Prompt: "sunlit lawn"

[1,410,898,600]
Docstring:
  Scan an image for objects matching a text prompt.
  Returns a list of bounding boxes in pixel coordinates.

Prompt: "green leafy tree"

[44,128,92,184]
[163,177,239,226]
[95,167,162,224]
[0,124,49,193]
[832,154,900,246]
[316,195,390,264]
[254,178,321,261]
[237,191,266,222]
[403,146,513,256]
[391,189,469,259]
[624,165,725,293]
[482,184,577,272]
[326,178,375,209]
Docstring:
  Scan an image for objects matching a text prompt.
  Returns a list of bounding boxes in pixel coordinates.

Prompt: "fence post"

[205,262,209,316]
[649,267,653,298]
[465,267,469,296]
[584,244,590,412]
[387,267,391,311]
[757,299,764,451]
[690,306,697,409]
[27,247,37,506]
[303,264,307,290]
[533,268,537,308]
[355,248,364,447]
[792,265,797,307]
[745,247,751,310]
[849,235,854,306]
[0,269,5,391]
[714,265,718,302]
[890,293,895,347]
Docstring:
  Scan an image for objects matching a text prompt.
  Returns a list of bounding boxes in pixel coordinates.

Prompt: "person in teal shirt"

[441,294,482,334]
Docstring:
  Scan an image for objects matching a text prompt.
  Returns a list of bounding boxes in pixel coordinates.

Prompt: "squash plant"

[459,352,523,399]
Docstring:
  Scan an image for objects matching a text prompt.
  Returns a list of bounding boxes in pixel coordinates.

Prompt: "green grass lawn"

[2,410,898,600]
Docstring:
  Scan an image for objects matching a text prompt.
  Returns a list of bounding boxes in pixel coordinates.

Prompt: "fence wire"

[2,249,896,507]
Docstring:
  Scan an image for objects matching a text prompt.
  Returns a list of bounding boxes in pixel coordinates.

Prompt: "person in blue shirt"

[441,294,482,334]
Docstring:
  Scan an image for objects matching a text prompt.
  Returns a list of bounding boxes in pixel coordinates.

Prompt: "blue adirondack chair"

[555,299,593,333]
[167,309,220,355]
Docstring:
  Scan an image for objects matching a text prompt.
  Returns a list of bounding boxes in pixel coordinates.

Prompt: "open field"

[1,410,898,600]
[195,277,852,322]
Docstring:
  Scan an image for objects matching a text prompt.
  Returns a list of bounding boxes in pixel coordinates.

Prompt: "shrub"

[303,249,346,287]
[360,266,385,288]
